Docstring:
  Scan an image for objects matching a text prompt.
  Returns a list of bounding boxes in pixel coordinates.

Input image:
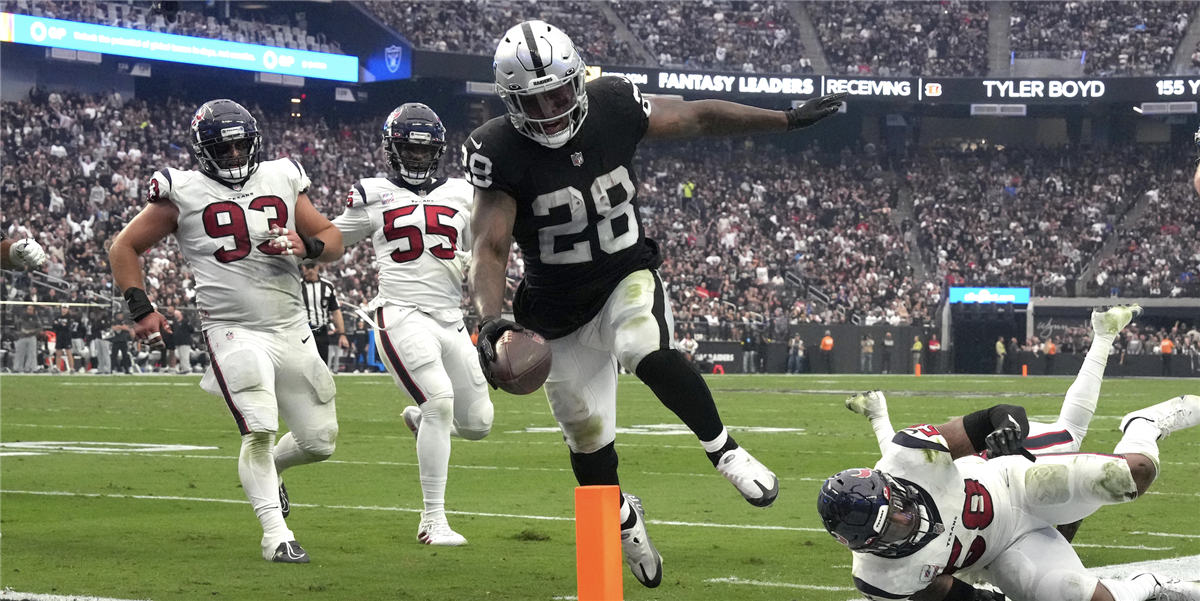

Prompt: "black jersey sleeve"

[461,119,528,198]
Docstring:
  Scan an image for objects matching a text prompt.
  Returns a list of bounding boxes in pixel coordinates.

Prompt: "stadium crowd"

[907,145,1174,296]
[1010,1,1191,76]
[810,1,989,77]
[364,1,640,67]
[610,1,811,73]
[5,0,346,54]
[1092,179,1200,297]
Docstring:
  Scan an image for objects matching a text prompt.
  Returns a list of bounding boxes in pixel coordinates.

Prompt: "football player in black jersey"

[466,20,845,588]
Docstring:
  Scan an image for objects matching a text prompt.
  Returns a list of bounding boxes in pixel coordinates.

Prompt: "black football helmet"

[383,103,446,185]
[190,99,262,187]
[817,468,943,558]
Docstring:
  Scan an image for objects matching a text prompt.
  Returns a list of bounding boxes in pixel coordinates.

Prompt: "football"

[491,329,552,395]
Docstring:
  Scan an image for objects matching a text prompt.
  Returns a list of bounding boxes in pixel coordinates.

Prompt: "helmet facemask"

[192,120,262,186]
[500,68,588,149]
[385,135,445,185]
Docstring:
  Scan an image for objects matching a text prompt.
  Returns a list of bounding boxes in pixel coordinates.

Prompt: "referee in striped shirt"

[300,263,348,368]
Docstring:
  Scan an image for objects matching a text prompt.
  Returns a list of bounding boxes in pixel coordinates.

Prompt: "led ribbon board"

[1,12,358,82]
[948,287,1031,304]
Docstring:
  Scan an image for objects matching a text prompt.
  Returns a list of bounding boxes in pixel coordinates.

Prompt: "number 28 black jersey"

[463,76,662,339]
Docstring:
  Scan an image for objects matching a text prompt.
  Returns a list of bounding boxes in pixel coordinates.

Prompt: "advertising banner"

[1,12,358,82]
[948,287,1032,304]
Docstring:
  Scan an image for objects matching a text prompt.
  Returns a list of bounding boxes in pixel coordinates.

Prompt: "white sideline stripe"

[1072,543,1173,551]
[704,576,854,591]
[0,591,150,601]
[0,490,825,532]
[1130,531,1200,539]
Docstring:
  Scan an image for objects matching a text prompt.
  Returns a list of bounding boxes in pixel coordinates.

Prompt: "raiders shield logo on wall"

[385,45,404,74]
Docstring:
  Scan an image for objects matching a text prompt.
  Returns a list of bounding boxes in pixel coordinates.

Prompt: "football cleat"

[620,494,662,588]
[417,514,467,546]
[268,540,310,563]
[1121,395,1200,441]
[278,479,290,519]
[1128,572,1200,601]
[1091,304,1141,338]
[846,390,889,421]
[715,447,779,507]
[402,406,421,438]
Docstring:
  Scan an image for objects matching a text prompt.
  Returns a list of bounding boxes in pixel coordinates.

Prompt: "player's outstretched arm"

[291,193,344,262]
[645,92,847,139]
[468,188,516,322]
[930,404,1035,461]
[110,200,180,346]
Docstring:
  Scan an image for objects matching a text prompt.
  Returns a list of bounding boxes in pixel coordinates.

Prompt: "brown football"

[491,329,552,395]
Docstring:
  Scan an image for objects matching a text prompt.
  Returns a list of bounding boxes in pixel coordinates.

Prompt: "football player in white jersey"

[109,99,345,564]
[332,103,492,546]
[818,313,1200,600]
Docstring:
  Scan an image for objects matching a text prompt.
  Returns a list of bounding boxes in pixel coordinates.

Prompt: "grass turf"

[1,374,1196,600]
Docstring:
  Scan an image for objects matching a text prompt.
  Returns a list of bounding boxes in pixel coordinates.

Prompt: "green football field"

[1,374,1196,601]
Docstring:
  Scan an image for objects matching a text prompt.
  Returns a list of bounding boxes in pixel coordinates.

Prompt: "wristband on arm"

[123,287,155,322]
[962,404,1030,452]
[298,232,325,260]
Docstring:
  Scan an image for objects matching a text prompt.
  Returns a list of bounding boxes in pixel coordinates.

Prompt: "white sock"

[701,427,729,453]
[239,432,293,547]
[867,408,895,454]
[1114,418,1161,477]
[1058,333,1113,439]
[1098,576,1157,601]
[417,398,453,522]
[619,494,631,526]
[273,431,324,475]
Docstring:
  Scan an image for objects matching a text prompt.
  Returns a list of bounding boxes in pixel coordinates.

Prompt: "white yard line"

[1,589,150,601]
[703,576,855,591]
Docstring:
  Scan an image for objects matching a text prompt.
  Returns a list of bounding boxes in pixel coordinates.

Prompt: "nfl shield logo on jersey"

[571,152,584,167]
[919,564,943,583]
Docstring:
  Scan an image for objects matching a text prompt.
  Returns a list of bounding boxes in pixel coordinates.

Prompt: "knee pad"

[295,424,338,459]
[421,396,454,424]
[241,431,276,456]
[455,398,493,441]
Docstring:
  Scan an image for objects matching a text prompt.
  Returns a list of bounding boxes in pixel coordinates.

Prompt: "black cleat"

[279,481,290,519]
[269,540,310,563]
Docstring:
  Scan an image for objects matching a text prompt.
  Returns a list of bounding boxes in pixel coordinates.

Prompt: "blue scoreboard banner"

[1,12,358,82]
[948,287,1031,304]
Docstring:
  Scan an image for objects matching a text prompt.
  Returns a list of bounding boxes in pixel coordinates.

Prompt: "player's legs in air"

[983,393,1200,601]
[543,270,776,588]
[847,304,1141,540]
[376,306,494,546]
[202,326,338,563]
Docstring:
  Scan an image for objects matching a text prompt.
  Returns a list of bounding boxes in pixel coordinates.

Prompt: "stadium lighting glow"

[0,12,358,82]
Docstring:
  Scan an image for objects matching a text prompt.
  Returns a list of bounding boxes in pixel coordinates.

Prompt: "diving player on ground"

[466,20,846,587]
[109,99,344,563]
[333,103,493,547]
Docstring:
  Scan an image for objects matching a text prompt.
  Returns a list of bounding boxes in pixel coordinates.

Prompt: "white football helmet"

[494,20,588,149]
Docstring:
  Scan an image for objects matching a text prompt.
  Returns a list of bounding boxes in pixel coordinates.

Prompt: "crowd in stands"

[811,1,988,77]
[1012,318,1199,367]
[364,1,640,66]
[907,145,1175,297]
[5,0,345,54]
[611,1,811,73]
[1010,1,1190,76]
[1092,179,1200,297]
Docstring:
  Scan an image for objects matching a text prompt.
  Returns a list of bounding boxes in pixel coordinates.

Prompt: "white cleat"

[1128,572,1200,601]
[402,406,421,438]
[263,539,310,563]
[1091,304,1141,337]
[620,494,662,588]
[1121,395,1200,441]
[715,447,779,508]
[846,390,889,421]
[416,514,467,546]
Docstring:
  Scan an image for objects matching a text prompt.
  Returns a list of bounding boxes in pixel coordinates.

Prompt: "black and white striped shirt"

[301,277,340,332]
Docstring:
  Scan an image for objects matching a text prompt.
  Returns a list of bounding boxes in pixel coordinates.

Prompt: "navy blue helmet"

[817,468,941,558]
[383,103,446,185]
[189,99,262,186]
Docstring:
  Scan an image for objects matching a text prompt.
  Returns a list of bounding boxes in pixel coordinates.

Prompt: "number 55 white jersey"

[146,158,310,331]
[334,177,474,319]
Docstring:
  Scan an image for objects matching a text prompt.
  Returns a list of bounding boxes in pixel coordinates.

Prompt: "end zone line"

[0,590,150,601]
[704,576,855,591]
[0,489,823,532]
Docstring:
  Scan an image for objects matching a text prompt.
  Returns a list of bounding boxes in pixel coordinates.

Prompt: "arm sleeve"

[332,184,374,247]
[962,404,1030,453]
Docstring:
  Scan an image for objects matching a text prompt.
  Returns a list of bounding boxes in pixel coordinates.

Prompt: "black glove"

[986,415,1037,462]
[784,92,848,131]
[974,589,1006,601]
[475,317,524,389]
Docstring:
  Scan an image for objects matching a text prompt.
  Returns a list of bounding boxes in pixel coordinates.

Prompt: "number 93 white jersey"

[146,158,311,331]
[333,177,473,319]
